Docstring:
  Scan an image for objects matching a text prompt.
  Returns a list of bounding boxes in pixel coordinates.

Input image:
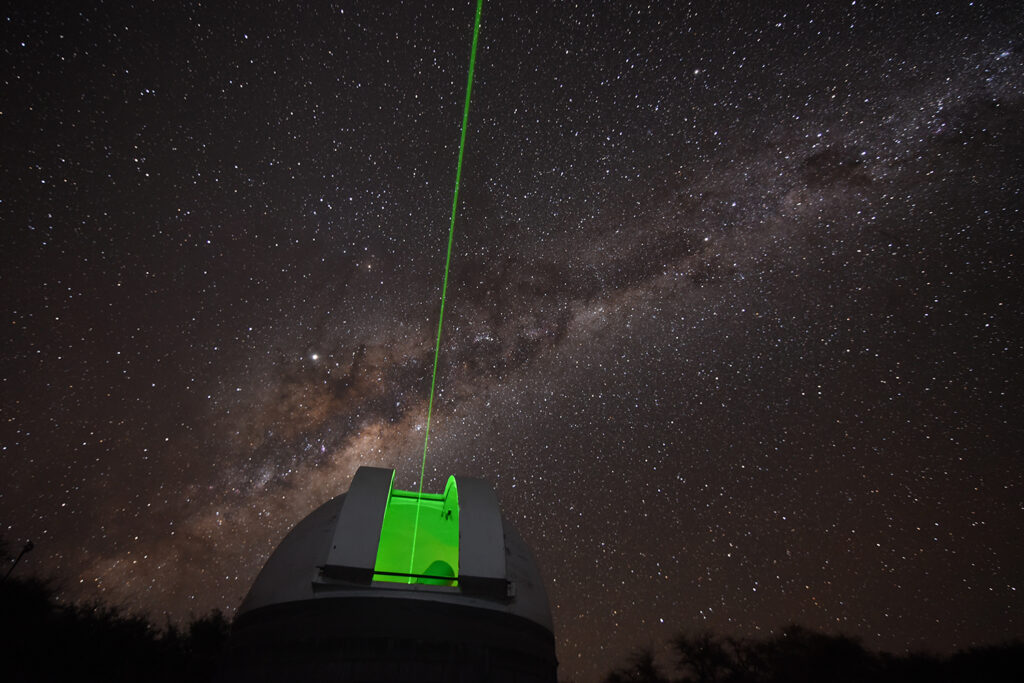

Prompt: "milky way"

[2,2,1022,680]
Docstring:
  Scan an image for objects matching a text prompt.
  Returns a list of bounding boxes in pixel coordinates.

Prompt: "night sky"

[2,1,1022,680]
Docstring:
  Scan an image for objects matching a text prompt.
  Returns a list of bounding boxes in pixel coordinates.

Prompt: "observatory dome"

[225,466,557,682]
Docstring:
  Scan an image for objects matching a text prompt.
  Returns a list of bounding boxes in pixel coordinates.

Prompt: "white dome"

[227,467,557,682]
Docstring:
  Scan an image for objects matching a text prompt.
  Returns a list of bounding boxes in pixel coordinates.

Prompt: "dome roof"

[228,467,556,682]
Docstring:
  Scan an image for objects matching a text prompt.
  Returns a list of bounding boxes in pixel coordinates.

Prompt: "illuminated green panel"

[373,476,459,585]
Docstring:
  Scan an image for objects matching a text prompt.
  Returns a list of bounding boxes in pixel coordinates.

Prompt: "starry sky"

[2,1,1022,680]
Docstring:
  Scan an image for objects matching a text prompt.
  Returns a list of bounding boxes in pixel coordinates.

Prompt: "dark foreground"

[601,627,1023,683]
[1,577,1019,682]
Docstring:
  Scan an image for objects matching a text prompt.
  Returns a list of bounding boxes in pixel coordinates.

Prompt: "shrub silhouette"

[605,647,672,683]
[604,626,1023,683]
[671,630,736,682]
[0,575,227,683]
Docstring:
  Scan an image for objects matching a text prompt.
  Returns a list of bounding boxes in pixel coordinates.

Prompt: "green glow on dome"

[374,476,459,585]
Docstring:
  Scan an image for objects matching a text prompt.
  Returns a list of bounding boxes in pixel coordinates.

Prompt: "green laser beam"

[409,0,483,578]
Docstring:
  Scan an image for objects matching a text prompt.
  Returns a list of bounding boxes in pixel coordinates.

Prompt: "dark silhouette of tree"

[671,631,737,682]
[877,650,945,683]
[0,574,228,682]
[604,647,671,683]
[724,636,766,682]
[602,625,1023,683]
[949,641,1024,683]
[759,625,876,683]
[184,609,232,680]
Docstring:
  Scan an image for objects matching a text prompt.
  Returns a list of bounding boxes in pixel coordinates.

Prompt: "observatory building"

[226,466,557,682]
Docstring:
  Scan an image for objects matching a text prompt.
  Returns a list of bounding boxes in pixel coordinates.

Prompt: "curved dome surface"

[227,467,556,682]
